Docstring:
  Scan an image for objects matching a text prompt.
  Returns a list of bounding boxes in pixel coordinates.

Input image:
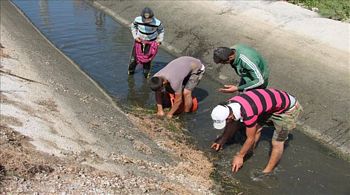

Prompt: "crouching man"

[149,56,205,119]
[211,88,303,173]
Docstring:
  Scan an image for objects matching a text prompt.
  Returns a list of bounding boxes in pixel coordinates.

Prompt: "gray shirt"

[155,56,203,93]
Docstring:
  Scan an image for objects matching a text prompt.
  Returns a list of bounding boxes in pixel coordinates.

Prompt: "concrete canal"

[12,0,350,194]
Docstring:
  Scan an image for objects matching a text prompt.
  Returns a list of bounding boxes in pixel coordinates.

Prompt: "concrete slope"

[1,0,172,166]
[1,1,216,193]
[91,0,350,157]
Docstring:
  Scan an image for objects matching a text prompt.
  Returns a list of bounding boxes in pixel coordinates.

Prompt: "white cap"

[211,103,242,130]
[228,103,242,122]
[211,105,230,129]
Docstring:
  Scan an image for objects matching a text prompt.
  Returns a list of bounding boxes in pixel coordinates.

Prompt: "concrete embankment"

[91,0,350,158]
[1,0,214,193]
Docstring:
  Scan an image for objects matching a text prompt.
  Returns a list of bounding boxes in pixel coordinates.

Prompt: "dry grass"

[36,99,59,112]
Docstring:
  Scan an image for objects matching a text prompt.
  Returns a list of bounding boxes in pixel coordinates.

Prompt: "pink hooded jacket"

[134,41,159,64]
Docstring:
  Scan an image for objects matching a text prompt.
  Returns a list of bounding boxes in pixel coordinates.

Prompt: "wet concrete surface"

[9,0,350,194]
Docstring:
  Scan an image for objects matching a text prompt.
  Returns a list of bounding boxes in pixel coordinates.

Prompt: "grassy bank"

[125,105,185,133]
[288,0,350,21]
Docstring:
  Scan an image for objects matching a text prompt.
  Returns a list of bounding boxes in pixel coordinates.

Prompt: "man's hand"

[232,154,244,173]
[211,142,223,151]
[231,126,256,173]
[156,110,165,117]
[135,37,142,42]
[166,113,173,119]
[219,84,238,93]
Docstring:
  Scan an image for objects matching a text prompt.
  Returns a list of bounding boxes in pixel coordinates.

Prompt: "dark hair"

[213,47,234,64]
[141,7,154,19]
[149,76,163,91]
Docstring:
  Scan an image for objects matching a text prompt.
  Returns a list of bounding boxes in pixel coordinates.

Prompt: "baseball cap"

[228,103,242,122]
[211,105,230,129]
[211,103,242,129]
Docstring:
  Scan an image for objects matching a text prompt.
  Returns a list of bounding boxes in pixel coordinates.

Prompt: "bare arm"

[232,125,257,172]
[167,92,182,118]
[155,91,164,116]
[211,120,240,151]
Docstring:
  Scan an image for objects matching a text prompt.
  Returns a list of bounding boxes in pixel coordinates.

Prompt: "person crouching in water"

[211,88,303,173]
[149,56,205,119]
[213,44,269,93]
[128,7,164,78]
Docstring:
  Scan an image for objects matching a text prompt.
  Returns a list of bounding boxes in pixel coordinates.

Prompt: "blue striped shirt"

[130,16,164,42]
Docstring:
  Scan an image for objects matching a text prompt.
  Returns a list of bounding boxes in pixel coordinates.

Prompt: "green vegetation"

[210,169,244,194]
[125,105,184,133]
[288,0,350,21]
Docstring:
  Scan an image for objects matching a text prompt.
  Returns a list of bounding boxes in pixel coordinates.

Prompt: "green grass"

[167,121,180,132]
[126,105,184,133]
[288,0,350,21]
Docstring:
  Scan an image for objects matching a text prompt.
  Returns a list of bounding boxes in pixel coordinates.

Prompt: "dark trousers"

[128,42,152,78]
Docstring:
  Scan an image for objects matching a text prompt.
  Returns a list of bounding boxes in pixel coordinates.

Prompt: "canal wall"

[2,1,215,193]
[90,0,350,158]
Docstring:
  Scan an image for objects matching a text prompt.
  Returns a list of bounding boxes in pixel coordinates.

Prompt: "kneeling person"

[211,88,303,173]
[150,56,205,118]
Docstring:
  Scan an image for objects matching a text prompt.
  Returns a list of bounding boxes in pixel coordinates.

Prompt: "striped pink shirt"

[229,88,291,127]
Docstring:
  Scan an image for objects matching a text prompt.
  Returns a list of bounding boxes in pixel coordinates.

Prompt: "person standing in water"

[128,7,164,78]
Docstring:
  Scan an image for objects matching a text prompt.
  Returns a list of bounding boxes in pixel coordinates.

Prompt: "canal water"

[12,0,350,194]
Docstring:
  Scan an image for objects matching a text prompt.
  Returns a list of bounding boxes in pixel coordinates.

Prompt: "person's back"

[229,88,293,127]
[210,87,302,173]
[150,56,205,118]
[155,56,202,93]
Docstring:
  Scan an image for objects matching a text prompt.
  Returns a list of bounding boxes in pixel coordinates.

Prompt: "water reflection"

[149,60,167,76]
[127,76,151,108]
[73,0,87,12]
[192,87,209,103]
[94,10,105,27]
[12,0,350,194]
[38,0,51,31]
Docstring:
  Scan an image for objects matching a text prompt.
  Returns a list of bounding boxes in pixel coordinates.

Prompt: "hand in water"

[232,155,244,173]
[166,113,173,119]
[211,142,223,151]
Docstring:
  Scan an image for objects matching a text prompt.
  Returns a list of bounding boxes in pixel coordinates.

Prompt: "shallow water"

[12,0,350,194]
